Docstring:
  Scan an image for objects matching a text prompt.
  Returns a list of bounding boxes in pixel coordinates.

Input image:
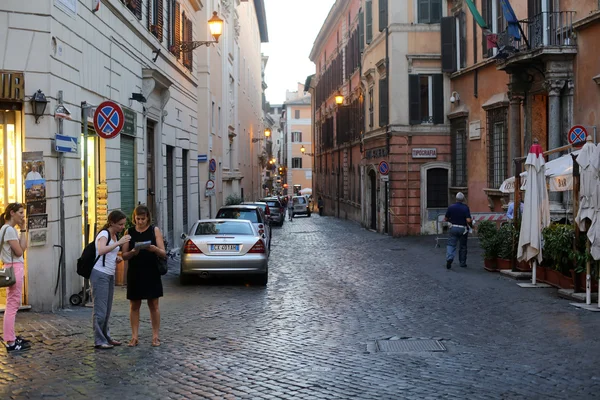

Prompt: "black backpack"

[76,230,111,279]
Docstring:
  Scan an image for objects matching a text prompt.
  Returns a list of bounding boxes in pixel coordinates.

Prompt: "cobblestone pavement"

[1,214,600,399]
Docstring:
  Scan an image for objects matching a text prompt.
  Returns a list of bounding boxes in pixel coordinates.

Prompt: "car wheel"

[179,272,193,285]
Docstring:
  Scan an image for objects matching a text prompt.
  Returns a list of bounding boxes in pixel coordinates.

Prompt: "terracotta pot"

[484,258,497,272]
[544,268,561,288]
[496,258,512,270]
[536,265,546,281]
[516,260,532,272]
[558,273,574,290]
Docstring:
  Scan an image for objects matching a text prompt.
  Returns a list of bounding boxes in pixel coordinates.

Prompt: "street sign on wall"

[121,107,137,136]
[93,101,124,139]
[378,161,390,175]
[568,125,588,145]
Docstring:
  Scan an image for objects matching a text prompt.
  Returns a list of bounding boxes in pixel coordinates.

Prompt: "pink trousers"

[3,262,24,343]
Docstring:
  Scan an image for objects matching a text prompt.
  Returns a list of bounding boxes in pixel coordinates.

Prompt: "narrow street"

[1,214,599,399]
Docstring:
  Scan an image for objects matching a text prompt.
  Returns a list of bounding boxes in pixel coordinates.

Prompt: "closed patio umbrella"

[517,141,551,285]
[575,137,598,230]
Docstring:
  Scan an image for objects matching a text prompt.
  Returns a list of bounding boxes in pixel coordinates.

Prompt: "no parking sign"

[94,101,124,139]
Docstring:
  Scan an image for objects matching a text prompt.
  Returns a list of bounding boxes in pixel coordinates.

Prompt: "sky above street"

[262,0,335,105]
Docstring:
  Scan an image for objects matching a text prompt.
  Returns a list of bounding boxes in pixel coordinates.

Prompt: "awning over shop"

[499,150,580,193]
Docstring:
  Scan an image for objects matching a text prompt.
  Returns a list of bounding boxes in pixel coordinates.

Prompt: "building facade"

[0,0,267,311]
[444,0,600,217]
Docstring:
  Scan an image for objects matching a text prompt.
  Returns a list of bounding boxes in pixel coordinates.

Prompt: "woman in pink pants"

[0,203,29,353]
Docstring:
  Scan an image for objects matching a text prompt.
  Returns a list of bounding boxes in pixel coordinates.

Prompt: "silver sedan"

[179,219,269,285]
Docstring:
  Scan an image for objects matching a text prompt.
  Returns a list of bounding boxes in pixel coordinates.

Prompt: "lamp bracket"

[171,40,217,54]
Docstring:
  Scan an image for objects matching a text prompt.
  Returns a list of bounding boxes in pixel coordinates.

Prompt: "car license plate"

[211,244,239,251]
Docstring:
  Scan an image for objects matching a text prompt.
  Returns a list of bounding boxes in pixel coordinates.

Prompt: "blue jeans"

[446,226,468,267]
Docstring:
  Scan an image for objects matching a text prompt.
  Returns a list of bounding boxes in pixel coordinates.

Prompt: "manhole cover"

[376,339,446,352]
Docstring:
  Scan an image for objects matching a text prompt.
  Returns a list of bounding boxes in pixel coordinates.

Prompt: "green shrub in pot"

[477,220,499,260]
[497,223,515,260]
[542,224,574,273]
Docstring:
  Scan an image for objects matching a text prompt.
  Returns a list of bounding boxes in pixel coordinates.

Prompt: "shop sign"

[412,148,437,159]
[366,147,388,159]
[0,72,24,100]
[121,107,137,136]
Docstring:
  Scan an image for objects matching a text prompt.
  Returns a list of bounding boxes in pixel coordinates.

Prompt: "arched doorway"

[369,169,377,230]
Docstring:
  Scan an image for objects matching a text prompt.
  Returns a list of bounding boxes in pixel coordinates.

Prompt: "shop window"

[427,168,449,208]
[0,111,22,205]
[81,129,100,244]
[487,107,508,188]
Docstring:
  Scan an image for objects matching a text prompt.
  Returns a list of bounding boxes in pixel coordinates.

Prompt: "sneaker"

[446,260,452,269]
[16,336,30,345]
[6,341,31,353]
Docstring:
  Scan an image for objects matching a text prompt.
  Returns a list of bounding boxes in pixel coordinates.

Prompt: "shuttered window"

[451,118,467,187]
[418,0,442,24]
[292,158,303,168]
[368,86,374,128]
[359,9,365,52]
[172,1,181,57]
[182,13,193,70]
[365,1,373,44]
[122,0,142,19]
[482,0,493,58]
[408,74,444,125]
[148,0,164,41]
[441,17,456,73]
[379,0,388,32]
[120,135,136,219]
[379,76,388,127]
[459,11,466,69]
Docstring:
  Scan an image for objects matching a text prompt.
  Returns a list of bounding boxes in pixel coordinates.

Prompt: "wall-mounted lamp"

[172,12,224,53]
[300,145,314,156]
[265,128,271,137]
[130,93,147,103]
[31,90,48,124]
[450,91,460,104]
[334,91,344,105]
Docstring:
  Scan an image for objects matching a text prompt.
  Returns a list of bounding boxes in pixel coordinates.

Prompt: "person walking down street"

[318,197,324,216]
[287,196,294,221]
[90,210,130,349]
[444,192,472,269]
[121,206,166,347]
[0,203,30,352]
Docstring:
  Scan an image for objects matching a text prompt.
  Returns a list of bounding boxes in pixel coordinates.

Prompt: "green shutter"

[359,10,365,52]
[379,0,388,32]
[366,1,373,44]
[120,135,136,219]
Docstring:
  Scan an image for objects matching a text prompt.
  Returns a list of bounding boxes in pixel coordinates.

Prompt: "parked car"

[216,205,271,250]
[259,197,285,226]
[291,195,311,217]
[180,219,268,285]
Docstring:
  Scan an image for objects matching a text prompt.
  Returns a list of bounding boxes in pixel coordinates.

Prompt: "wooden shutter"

[156,0,164,41]
[432,74,444,124]
[481,0,490,58]
[366,1,372,44]
[134,0,142,19]
[431,0,442,23]
[441,17,456,73]
[359,10,365,52]
[185,16,193,70]
[409,74,421,125]
[379,0,388,32]
[173,1,181,57]
[418,0,429,23]
[379,77,388,127]
[459,12,466,68]
[147,0,152,30]
[167,0,171,46]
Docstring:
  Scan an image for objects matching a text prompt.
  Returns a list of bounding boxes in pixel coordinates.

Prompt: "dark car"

[259,197,285,226]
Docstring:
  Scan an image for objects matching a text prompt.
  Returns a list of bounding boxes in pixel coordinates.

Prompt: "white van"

[291,195,311,217]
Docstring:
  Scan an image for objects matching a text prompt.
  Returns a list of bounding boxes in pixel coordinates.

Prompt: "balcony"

[496,11,577,68]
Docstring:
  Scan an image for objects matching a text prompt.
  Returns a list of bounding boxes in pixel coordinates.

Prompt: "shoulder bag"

[150,225,169,275]
[0,226,17,288]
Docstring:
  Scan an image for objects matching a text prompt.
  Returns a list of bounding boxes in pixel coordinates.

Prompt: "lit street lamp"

[334,91,344,105]
[171,11,224,53]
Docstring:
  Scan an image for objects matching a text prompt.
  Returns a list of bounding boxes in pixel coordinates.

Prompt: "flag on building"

[465,0,488,29]
[500,0,521,40]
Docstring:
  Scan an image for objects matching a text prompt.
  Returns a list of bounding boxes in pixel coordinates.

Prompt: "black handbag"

[150,226,169,275]
[0,226,17,288]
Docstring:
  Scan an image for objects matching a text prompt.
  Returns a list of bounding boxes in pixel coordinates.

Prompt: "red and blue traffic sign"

[209,158,217,172]
[378,161,390,175]
[568,125,588,145]
[94,101,124,139]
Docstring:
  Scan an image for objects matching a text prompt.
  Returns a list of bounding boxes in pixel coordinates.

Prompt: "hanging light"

[265,128,271,137]
[31,89,48,124]
[208,11,224,42]
[300,145,306,154]
[334,91,344,105]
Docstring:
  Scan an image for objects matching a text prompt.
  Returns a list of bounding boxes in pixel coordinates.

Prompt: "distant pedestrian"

[121,205,166,347]
[506,200,524,221]
[318,197,324,216]
[90,210,130,349]
[0,203,30,352]
[288,196,294,221]
[444,192,472,269]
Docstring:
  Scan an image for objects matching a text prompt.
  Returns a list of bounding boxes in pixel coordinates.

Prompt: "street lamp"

[31,89,48,124]
[171,11,224,53]
[265,128,271,138]
[334,91,344,105]
[300,145,314,157]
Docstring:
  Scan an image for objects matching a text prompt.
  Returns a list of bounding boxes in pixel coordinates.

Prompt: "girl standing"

[0,203,29,352]
[90,210,130,349]
[121,205,166,347]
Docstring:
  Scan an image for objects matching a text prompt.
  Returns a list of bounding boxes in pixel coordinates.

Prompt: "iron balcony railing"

[497,11,576,52]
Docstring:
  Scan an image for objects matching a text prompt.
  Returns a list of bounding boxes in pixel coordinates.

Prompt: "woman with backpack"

[121,205,166,347]
[0,203,30,352]
[90,210,131,349]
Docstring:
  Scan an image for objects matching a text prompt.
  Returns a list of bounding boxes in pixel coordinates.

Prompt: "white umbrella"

[517,142,551,285]
[299,188,312,196]
[575,137,598,230]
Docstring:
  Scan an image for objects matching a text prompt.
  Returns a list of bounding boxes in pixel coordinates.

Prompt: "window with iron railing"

[487,107,508,188]
[451,119,467,187]
[292,158,303,168]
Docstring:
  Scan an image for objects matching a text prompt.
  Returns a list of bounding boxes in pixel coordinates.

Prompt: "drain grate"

[376,339,446,353]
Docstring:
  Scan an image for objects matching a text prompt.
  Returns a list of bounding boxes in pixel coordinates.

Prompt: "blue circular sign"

[93,101,124,139]
[568,125,587,145]
[209,158,217,172]
[378,161,390,175]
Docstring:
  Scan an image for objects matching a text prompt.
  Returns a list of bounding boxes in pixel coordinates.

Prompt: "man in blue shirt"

[444,192,472,269]
[506,200,524,221]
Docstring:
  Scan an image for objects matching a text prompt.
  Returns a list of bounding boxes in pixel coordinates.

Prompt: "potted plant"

[542,224,574,288]
[496,223,515,270]
[477,221,498,271]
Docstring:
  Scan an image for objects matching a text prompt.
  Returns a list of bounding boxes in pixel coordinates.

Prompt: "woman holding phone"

[121,205,166,347]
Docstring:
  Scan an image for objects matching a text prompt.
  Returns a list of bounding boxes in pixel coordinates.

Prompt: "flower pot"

[536,265,547,282]
[484,258,498,272]
[558,272,574,290]
[544,268,561,288]
[496,258,512,270]
[516,260,532,272]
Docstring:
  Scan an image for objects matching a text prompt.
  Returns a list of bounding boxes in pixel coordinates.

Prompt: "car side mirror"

[180,233,187,239]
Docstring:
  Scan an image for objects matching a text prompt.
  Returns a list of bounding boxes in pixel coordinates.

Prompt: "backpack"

[76,230,111,279]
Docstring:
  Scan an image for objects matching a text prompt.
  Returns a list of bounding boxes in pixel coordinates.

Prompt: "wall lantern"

[334,91,344,105]
[265,128,271,137]
[300,145,306,154]
[208,11,224,42]
[31,89,48,124]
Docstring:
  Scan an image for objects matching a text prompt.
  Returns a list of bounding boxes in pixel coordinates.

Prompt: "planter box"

[516,260,532,272]
[536,265,547,281]
[558,273,574,290]
[574,271,599,293]
[545,268,562,288]
[496,258,513,270]
[484,258,498,272]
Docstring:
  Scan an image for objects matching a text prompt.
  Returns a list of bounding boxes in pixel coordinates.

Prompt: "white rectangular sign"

[469,120,481,140]
[412,148,437,159]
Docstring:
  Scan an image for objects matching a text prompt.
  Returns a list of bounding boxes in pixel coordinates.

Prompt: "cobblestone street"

[1,214,600,399]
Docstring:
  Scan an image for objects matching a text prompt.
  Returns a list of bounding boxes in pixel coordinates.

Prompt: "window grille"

[427,168,448,208]
[451,119,467,187]
[487,107,508,188]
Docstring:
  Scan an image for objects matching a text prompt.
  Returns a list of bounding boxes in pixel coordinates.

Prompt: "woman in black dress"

[121,205,166,347]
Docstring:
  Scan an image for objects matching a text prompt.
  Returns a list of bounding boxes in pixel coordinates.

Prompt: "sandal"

[151,338,161,347]
[127,338,139,347]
